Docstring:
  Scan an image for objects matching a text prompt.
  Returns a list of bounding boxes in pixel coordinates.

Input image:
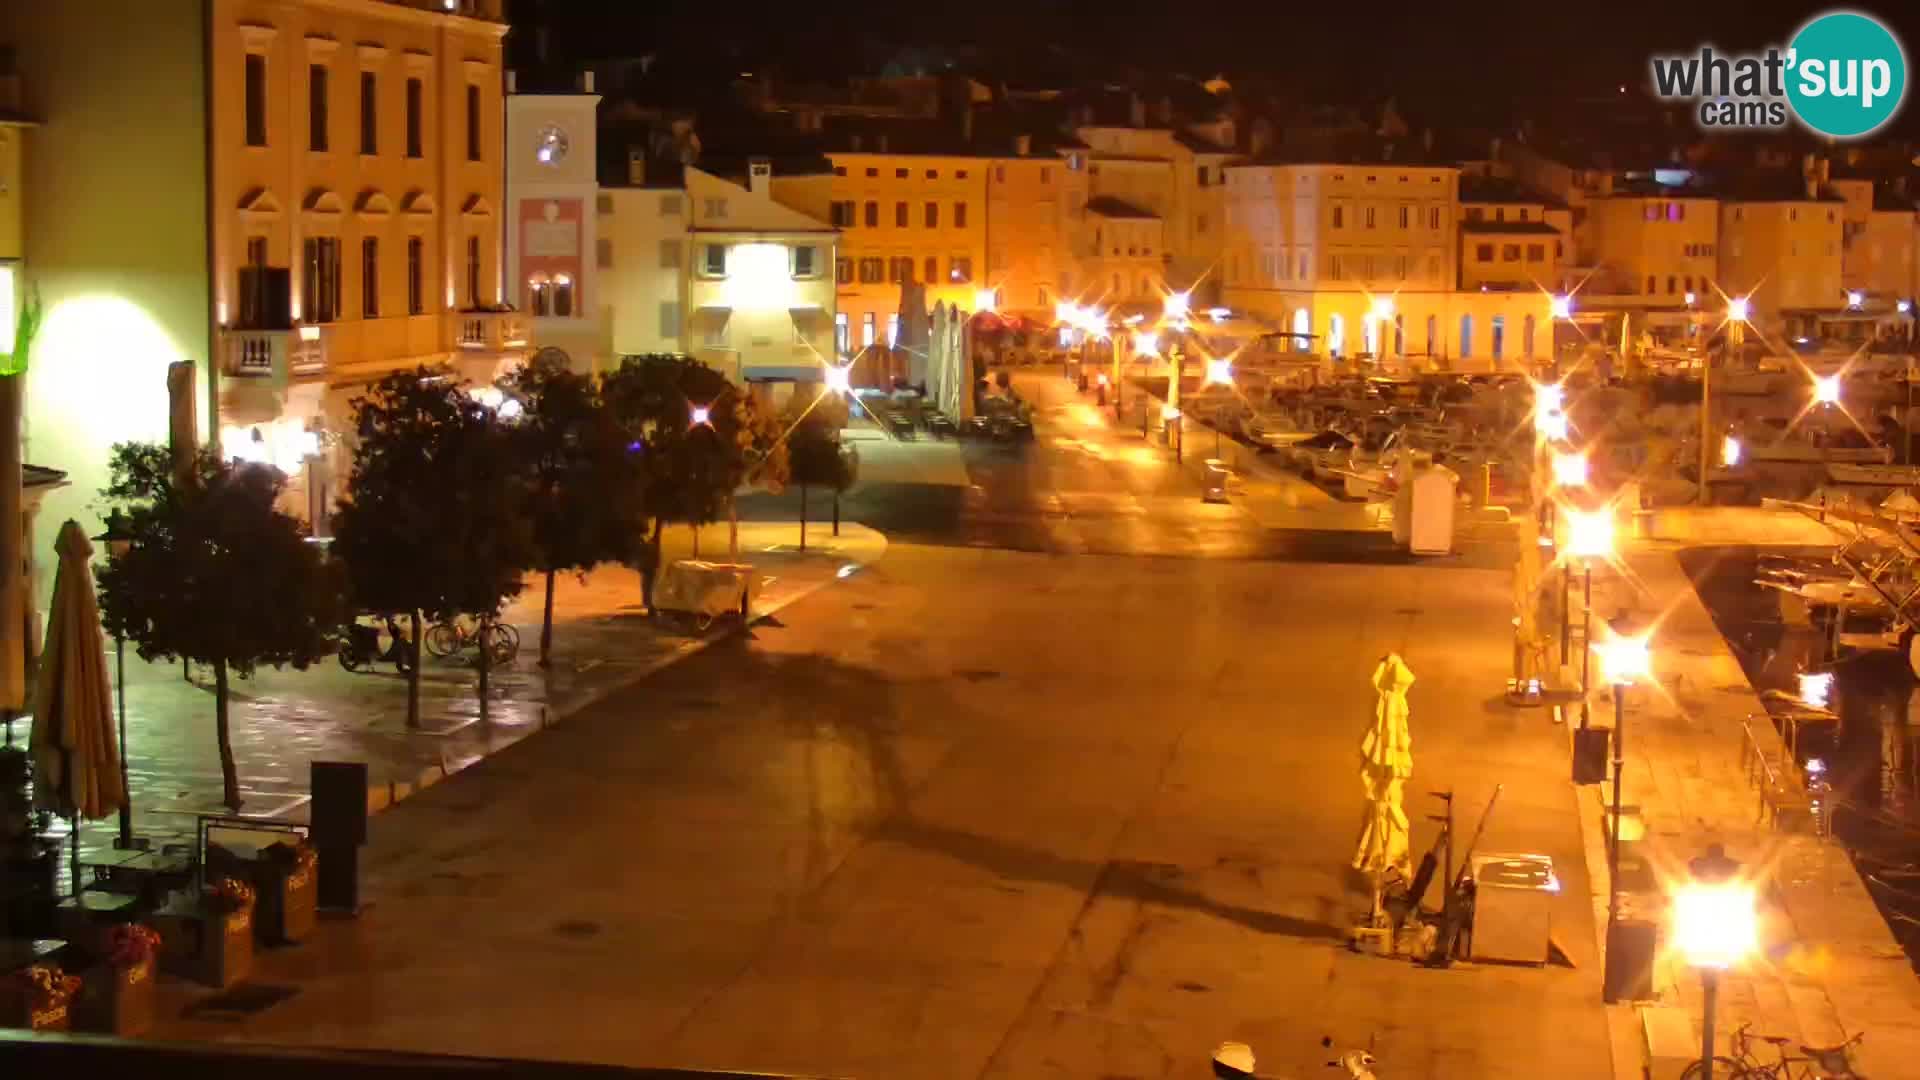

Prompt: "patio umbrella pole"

[116,634,130,848]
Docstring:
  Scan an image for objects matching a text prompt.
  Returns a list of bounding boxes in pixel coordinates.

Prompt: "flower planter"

[1,965,80,1032]
[74,957,155,1037]
[156,903,255,988]
[254,855,317,945]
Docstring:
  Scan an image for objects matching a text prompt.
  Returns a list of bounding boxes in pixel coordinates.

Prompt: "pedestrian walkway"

[1570,541,1920,1079]
[7,522,885,864]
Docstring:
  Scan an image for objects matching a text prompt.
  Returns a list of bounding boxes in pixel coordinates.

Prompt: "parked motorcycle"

[339,616,416,674]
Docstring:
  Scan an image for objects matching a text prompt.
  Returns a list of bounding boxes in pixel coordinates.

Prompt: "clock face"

[534,125,569,166]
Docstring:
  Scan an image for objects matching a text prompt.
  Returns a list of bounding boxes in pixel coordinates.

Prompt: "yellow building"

[1584,191,1720,306]
[210,0,513,526]
[1075,126,1235,300]
[1830,175,1917,307]
[1457,176,1567,293]
[1717,179,1844,336]
[797,148,989,356]
[983,139,1088,317]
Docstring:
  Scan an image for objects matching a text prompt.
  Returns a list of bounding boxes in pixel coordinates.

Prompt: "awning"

[742,365,826,383]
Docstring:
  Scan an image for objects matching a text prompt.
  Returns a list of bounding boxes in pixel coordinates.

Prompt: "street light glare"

[1813,373,1842,406]
[973,289,997,313]
[1537,411,1569,442]
[1534,383,1564,415]
[1727,296,1751,322]
[1133,331,1159,356]
[1798,671,1834,709]
[690,405,711,426]
[1598,634,1651,685]
[1164,291,1191,318]
[824,362,853,396]
[1563,507,1614,560]
[1369,297,1395,319]
[1846,290,1865,309]
[1550,294,1572,320]
[1551,451,1588,488]
[1722,435,1742,467]
[1205,357,1233,385]
[1673,880,1757,970]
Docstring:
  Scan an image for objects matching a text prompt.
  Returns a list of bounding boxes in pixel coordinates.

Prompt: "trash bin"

[1202,459,1230,503]
[1469,853,1557,964]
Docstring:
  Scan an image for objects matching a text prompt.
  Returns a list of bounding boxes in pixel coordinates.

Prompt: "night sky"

[509,0,1920,139]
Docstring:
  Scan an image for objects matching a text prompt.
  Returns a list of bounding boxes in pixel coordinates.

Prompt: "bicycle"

[1679,1022,1863,1079]
[424,613,519,665]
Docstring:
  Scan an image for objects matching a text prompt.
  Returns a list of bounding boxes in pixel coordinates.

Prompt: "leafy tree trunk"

[476,613,491,720]
[214,659,240,811]
[800,485,808,552]
[539,568,556,668]
[406,610,422,729]
[639,520,663,615]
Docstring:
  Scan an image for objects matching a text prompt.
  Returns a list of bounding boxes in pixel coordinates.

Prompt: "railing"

[222,327,327,381]
[452,310,529,353]
[377,0,506,21]
[1740,715,1817,834]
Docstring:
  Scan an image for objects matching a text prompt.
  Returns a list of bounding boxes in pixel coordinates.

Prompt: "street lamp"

[1812,373,1842,407]
[1727,296,1751,323]
[1551,450,1588,489]
[972,288,997,314]
[1722,435,1742,468]
[1162,403,1183,463]
[1798,670,1834,710]
[1596,628,1651,1003]
[1846,290,1865,310]
[93,511,136,849]
[1565,506,1614,706]
[1550,294,1573,320]
[1674,845,1755,1078]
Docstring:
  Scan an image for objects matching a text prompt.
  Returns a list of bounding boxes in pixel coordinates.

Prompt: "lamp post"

[1205,356,1233,458]
[1704,298,1750,504]
[93,511,135,849]
[1563,501,1610,725]
[1673,845,1754,1078]
[1595,630,1649,961]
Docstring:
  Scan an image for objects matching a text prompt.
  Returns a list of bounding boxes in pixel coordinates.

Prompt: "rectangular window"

[948,256,972,283]
[864,201,879,227]
[703,198,728,219]
[1491,315,1505,360]
[359,71,377,155]
[660,301,681,341]
[835,257,853,284]
[308,64,329,152]
[1332,206,1344,228]
[302,237,342,323]
[886,313,900,347]
[596,237,614,269]
[245,54,268,147]
[702,243,727,277]
[887,257,909,284]
[861,313,876,347]
[830,201,852,227]
[895,202,908,227]
[1526,244,1546,261]
[361,237,379,318]
[405,77,423,158]
[926,170,938,179]
[246,236,267,267]
[1364,206,1376,228]
[954,202,967,228]
[895,168,908,179]
[1428,206,1441,229]
[924,255,938,283]
[1398,205,1409,228]
[792,245,817,278]
[859,258,884,283]
[925,202,939,228]
[661,195,683,217]
[1476,243,1493,262]
[1329,254,1344,280]
[407,237,424,315]
[703,314,729,349]
[465,83,481,161]
[659,239,682,269]
[466,235,481,305]
[1502,245,1520,262]
[834,312,849,354]
[1039,167,1050,184]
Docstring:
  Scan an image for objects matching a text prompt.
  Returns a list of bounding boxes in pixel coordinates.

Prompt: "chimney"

[748,157,771,197]
[505,70,517,95]
[581,70,595,94]
[1013,133,1032,157]
[877,133,890,153]
[1489,136,1502,162]
[628,148,645,186]
[1129,93,1145,128]
[961,103,973,144]
[1820,158,1831,184]
[850,133,863,152]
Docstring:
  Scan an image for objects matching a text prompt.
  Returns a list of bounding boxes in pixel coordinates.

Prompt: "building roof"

[1085,195,1158,219]
[23,465,67,489]
[1707,171,1843,203]
[1458,175,1566,209]
[1172,129,1231,154]
[1238,133,1457,168]
[1461,221,1563,236]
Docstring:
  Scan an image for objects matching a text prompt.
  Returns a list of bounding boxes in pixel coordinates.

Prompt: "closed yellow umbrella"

[30,520,124,841]
[1353,652,1415,881]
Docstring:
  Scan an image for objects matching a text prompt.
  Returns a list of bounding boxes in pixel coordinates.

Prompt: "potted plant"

[256,840,318,944]
[161,877,255,987]
[3,963,80,1032]
[76,924,159,1036]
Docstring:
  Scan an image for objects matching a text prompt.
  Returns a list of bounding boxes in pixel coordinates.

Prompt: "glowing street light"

[1537,411,1569,442]
[1684,291,1697,306]
[1163,291,1191,319]
[1550,294,1573,320]
[1674,845,1754,1075]
[1900,299,1913,315]
[1563,507,1614,560]
[1054,301,1079,325]
[823,361,852,396]
[1205,357,1233,385]
[1597,623,1655,1004]
[1369,296,1395,319]
[689,404,711,426]
[1812,373,1842,406]
[1133,331,1160,357]
[1534,382,1564,415]
[1551,451,1589,488]
[1598,633,1651,686]
[1846,290,1865,310]
[973,289,997,313]
[1722,435,1742,467]
[1727,296,1751,323]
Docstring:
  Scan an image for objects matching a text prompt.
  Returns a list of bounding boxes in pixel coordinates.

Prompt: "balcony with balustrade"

[451,309,530,356]
[376,0,506,22]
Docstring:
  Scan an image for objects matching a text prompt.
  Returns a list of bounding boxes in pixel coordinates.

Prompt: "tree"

[96,443,344,810]
[787,399,857,553]
[500,357,647,666]
[603,355,782,611]
[333,369,534,724]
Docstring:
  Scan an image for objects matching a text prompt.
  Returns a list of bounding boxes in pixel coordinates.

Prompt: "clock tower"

[505,72,601,370]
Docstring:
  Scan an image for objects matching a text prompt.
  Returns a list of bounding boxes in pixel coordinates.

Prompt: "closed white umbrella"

[30,520,124,890]
[1353,652,1414,880]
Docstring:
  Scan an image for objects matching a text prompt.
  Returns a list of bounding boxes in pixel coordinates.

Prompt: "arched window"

[1292,309,1310,353]
[553,274,575,318]
[1459,314,1474,358]
[1425,315,1437,356]
[1523,314,1537,358]
[1363,314,1379,356]
[1393,314,1405,357]
[527,275,550,316]
[1328,313,1346,358]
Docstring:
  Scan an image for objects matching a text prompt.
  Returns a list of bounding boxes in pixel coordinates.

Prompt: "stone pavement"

[8,521,885,864]
[1568,541,1920,1079]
